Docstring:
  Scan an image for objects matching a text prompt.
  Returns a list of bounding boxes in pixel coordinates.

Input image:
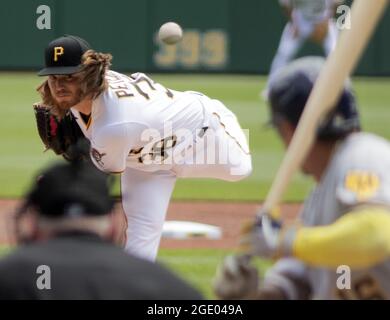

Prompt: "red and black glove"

[33,103,90,162]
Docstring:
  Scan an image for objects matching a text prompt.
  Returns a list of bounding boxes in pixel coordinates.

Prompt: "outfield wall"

[1,0,390,75]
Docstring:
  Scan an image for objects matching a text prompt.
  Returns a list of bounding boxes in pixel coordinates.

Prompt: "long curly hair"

[37,50,112,118]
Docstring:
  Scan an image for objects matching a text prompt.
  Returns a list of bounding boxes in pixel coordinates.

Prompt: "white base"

[162,221,222,240]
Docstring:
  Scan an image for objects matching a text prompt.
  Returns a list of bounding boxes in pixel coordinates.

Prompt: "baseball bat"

[260,0,388,245]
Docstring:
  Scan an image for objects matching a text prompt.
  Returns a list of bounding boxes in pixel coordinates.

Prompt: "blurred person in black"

[0,155,202,299]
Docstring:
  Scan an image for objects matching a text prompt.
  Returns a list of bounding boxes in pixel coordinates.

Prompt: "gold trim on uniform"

[212,112,250,155]
[86,115,92,130]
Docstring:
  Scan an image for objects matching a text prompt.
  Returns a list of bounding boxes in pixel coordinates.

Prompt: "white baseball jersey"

[72,71,250,176]
[267,0,339,90]
[71,70,252,260]
[268,132,390,299]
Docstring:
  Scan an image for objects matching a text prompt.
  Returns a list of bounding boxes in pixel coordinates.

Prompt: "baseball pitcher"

[33,35,252,261]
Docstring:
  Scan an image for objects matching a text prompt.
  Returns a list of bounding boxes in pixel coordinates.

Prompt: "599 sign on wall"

[153,29,228,70]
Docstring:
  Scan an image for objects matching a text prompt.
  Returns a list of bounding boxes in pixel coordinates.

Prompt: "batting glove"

[240,215,298,259]
[213,254,259,300]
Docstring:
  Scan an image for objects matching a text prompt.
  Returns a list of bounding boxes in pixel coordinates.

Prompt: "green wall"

[0,0,389,75]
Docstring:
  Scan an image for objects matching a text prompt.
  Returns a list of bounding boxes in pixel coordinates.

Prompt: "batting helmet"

[268,56,361,140]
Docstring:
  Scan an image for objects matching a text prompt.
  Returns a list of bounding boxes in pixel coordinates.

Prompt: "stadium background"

[0,0,390,297]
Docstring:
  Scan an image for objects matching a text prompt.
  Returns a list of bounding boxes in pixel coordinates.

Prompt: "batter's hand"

[239,215,298,259]
[213,254,259,300]
[240,218,276,258]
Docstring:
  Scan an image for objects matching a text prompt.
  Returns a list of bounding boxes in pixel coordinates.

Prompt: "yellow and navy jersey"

[265,133,390,299]
[298,132,390,299]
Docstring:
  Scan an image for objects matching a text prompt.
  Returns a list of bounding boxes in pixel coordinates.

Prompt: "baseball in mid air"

[158,22,183,45]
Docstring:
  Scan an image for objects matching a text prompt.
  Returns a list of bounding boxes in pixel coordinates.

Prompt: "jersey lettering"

[129,135,177,164]
[107,72,174,100]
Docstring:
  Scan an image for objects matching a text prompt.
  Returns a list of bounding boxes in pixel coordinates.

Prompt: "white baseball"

[158,22,183,45]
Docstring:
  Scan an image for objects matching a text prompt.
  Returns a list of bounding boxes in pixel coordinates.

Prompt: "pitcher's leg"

[121,168,176,261]
[176,99,252,181]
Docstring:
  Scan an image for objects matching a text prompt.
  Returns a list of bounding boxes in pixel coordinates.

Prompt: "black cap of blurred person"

[38,35,91,76]
[24,160,114,218]
[268,56,360,140]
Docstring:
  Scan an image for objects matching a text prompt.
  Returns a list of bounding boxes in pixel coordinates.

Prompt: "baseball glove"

[33,103,89,162]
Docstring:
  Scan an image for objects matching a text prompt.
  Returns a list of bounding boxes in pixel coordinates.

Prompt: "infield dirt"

[0,200,301,248]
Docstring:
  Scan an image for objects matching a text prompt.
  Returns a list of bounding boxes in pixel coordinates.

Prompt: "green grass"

[0,245,13,257]
[1,73,390,201]
[158,248,272,299]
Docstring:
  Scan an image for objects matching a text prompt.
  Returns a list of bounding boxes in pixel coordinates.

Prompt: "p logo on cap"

[38,35,91,76]
[53,46,64,62]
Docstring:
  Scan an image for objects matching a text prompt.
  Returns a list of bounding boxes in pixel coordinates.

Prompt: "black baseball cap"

[268,56,360,139]
[38,35,91,76]
[23,160,114,218]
